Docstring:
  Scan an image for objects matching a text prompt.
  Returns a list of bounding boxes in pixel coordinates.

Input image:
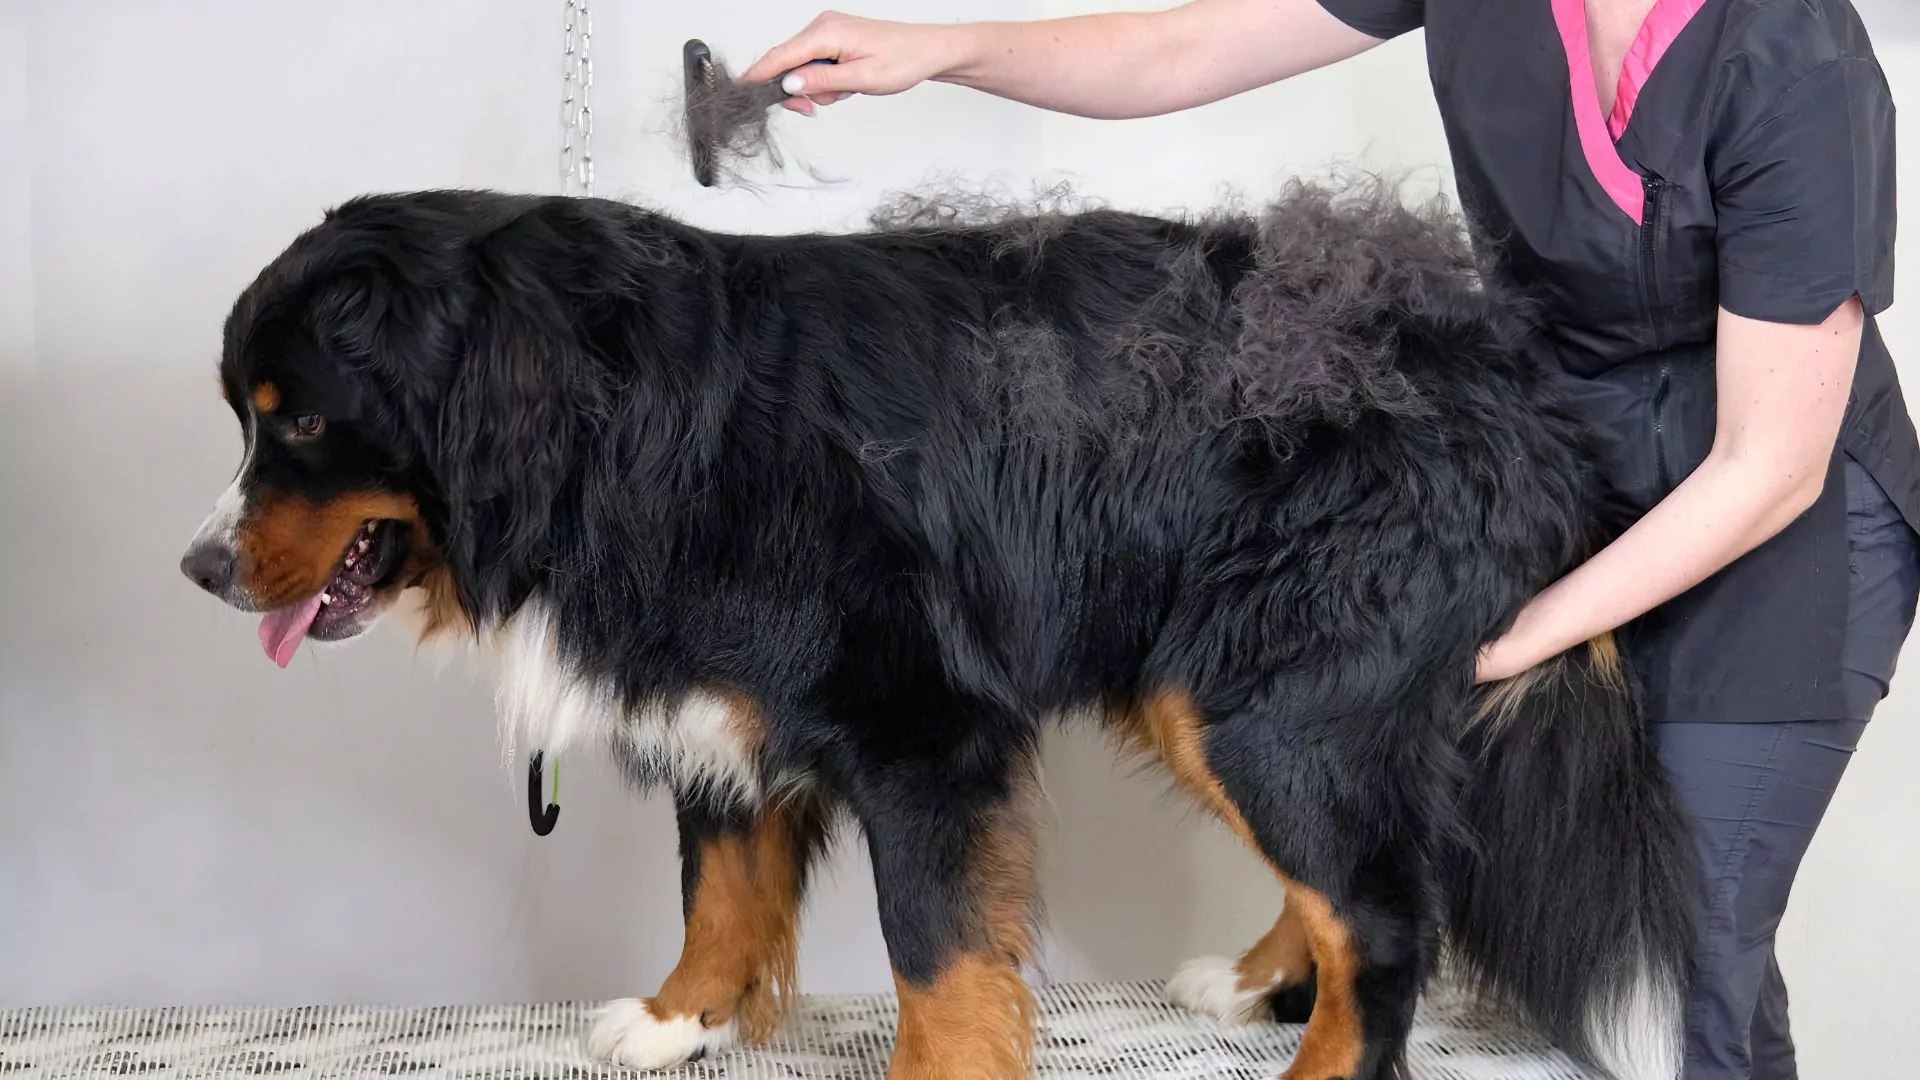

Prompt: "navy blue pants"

[1662,458,1920,1080]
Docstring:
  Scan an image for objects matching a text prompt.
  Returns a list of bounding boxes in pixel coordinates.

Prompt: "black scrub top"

[1316,0,1918,723]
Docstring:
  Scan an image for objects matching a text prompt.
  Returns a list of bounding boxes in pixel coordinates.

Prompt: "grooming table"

[2,980,1599,1078]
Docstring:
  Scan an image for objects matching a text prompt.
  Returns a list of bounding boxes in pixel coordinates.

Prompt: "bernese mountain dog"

[179,182,1696,1080]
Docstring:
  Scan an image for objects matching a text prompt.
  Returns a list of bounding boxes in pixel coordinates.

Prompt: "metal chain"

[561,0,593,197]
[527,0,594,835]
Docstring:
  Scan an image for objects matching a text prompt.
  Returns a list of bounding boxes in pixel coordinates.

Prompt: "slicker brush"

[681,38,831,188]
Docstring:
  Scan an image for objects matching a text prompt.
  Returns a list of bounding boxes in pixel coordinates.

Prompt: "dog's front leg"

[588,792,830,1069]
[855,757,1042,1080]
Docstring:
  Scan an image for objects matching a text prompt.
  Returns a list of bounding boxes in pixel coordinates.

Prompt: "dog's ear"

[432,273,600,618]
[421,198,679,619]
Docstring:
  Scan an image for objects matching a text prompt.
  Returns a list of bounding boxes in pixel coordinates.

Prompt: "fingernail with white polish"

[782,73,804,95]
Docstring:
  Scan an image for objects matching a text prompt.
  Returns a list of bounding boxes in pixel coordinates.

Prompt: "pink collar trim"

[1609,0,1708,139]
[1549,0,1708,223]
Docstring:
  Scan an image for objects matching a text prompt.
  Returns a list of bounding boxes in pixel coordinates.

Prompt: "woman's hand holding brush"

[738,13,967,115]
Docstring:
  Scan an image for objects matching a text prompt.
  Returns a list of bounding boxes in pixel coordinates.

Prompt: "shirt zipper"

[1640,173,1673,491]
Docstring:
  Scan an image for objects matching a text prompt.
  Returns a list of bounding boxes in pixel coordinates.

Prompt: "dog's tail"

[1443,632,1696,1080]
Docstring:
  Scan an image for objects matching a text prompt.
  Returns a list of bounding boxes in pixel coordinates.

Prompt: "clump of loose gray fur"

[856,172,1522,454]
[1216,174,1478,430]
[679,48,783,188]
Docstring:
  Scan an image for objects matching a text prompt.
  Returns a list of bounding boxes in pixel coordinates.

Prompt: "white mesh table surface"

[1,981,1599,1078]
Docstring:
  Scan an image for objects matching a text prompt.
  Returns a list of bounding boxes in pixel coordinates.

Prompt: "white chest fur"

[488,599,764,806]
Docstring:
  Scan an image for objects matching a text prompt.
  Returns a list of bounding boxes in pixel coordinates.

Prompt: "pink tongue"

[258,594,326,669]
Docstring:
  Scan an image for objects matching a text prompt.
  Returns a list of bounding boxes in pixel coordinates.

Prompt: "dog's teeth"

[357,539,370,552]
[320,592,332,605]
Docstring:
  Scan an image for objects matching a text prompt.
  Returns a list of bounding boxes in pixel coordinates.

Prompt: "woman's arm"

[1476,297,1865,683]
[737,1,1386,120]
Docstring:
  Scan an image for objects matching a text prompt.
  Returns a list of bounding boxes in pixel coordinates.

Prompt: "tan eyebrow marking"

[251,382,280,413]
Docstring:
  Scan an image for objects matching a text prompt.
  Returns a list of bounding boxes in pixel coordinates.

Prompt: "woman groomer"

[744,3,1920,1077]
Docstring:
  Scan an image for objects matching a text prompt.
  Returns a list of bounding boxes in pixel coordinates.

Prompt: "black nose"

[180,543,237,596]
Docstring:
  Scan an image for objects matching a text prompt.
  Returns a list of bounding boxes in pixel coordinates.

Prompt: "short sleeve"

[1314,0,1425,40]
[1713,58,1897,325]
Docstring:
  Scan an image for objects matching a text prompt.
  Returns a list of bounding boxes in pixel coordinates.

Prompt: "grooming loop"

[527,751,560,837]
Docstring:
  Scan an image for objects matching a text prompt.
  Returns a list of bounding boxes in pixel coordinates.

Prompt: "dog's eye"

[291,413,326,439]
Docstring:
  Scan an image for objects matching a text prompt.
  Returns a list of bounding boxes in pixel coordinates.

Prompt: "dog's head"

[179,190,633,665]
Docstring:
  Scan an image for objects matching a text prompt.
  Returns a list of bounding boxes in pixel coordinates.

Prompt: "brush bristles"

[680,46,785,188]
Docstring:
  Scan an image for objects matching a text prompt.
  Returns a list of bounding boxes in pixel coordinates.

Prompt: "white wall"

[0,2,1913,1077]
[0,6,31,377]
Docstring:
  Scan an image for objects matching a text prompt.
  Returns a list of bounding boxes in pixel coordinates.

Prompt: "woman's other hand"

[1473,638,1526,685]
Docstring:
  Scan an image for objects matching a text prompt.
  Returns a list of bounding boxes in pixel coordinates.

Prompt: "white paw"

[585,998,738,1070]
[1166,955,1278,1026]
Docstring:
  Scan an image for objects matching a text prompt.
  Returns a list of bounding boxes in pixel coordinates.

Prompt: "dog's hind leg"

[587,791,831,1070]
[1123,689,1438,1080]
[850,752,1042,1080]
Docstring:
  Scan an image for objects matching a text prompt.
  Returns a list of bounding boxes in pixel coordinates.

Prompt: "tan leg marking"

[889,955,1038,1080]
[1239,898,1314,994]
[885,766,1041,1080]
[1119,689,1365,1080]
[1276,885,1364,1080]
[651,802,809,1043]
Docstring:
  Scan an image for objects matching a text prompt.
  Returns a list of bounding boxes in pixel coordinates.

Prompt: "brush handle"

[684,38,835,109]
[757,58,837,107]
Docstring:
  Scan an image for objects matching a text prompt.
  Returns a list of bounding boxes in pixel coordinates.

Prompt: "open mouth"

[258,519,407,668]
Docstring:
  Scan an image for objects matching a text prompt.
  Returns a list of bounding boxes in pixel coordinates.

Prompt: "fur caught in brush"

[681,44,778,186]
[679,42,834,188]
[182,176,1699,1080]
